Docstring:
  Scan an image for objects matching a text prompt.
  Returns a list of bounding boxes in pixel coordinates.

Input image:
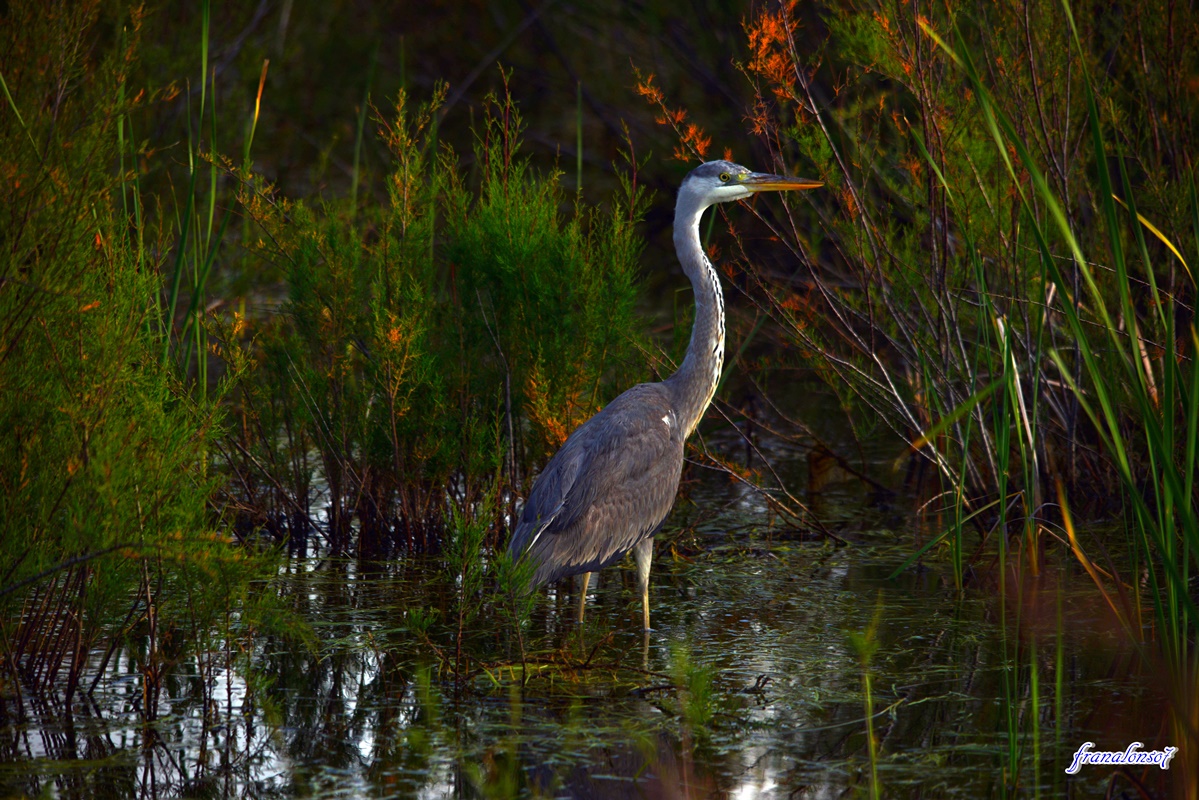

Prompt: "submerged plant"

[670,641,717,733]
[847,595,884,800]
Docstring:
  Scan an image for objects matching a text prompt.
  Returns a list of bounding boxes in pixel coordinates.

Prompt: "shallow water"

[0,528,1166,798]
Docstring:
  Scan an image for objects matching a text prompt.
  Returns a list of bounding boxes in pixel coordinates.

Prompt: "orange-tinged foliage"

[231,311,247,338]
[746,3,799,100]
[634,73,665,104]
[523,364,595,450]
[523,368,569,447]
[901,153,922,180]
[839,186,858,218]
[680,124,711,161]
[634,69,711,163]
[778,293,803,313]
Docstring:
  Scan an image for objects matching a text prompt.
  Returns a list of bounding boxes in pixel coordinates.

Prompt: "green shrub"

[0,0,278,704]
[221,83,647,557]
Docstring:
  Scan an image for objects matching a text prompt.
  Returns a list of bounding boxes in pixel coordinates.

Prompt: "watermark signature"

[1065,742,1178,775]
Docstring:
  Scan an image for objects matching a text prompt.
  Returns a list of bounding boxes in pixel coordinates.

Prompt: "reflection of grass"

[670,642,717,732]
[203,546,1154,797]
[848,593,884,800]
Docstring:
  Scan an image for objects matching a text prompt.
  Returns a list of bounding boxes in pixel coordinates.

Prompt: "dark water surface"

[0,524,1162,798]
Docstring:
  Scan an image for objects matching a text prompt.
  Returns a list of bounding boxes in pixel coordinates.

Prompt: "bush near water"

[1,1,1197,794]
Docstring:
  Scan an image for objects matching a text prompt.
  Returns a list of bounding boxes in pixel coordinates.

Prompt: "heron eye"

[719,173,730,183]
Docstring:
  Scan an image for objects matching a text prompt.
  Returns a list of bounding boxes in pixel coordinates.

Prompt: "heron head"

[679,160,822,209]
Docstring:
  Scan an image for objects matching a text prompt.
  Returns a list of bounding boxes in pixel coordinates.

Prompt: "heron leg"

[633,537,654,631]
[576,572,591,624]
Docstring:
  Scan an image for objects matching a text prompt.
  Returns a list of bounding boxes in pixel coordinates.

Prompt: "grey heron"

[507,160,821,630]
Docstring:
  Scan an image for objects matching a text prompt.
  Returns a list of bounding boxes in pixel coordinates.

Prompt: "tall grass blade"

[894,378,1003,469]
[576,80,583,192]
[1111,194,1192,284]
[0,68,42,160]
[351,45,378,215]
[161,165,198,365]
[245,60,270,169]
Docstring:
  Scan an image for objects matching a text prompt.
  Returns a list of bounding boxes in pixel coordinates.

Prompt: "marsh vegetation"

[1,0,1196,797]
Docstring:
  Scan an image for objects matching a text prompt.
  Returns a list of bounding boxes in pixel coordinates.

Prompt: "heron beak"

[741,172,823,192]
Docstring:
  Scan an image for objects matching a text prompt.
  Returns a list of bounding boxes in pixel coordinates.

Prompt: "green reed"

[925,8,1199,793]
[848,595,884,799]
[0,0,282,713]
[727,1,1198,793]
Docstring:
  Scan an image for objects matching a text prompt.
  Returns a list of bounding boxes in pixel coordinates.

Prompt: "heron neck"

[665,201,725,438]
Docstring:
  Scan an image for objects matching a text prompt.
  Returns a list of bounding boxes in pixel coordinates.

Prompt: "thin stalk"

[117,58,129,236]
[197,58,218,396]
[205,72,217,248]
[992,311,1019,791]
[179,209,233,377]
[0,68,42,161]
[124,112,145,275]
[244,60,270,170]
[850,597,884,800]
[351,45,378,217]
[161,146,198,365]
[576,80,583,193]
[864,665,879,800]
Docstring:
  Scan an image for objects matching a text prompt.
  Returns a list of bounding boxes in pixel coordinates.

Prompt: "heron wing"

[509,383,684,585]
